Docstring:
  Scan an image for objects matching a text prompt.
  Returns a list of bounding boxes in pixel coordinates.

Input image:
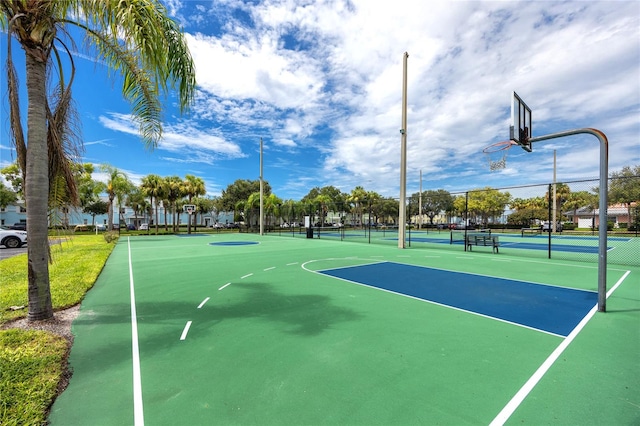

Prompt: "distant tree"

[77,164,105,209]
[376,197,399,225]
[220,179,270,221]
[83,200,109,226]
[141,174,165,234]
[411,189,454,226]
[609,165,640,226]
[467,188,511,224]
[508,197,547,226]
[264,193,283,228]
[1,163,23,198]
[0,181,18,209]
[183,175,205,233]
[126,187,147,225]
[347,186,368,227]
[102,165,132,230]
[164,176,184,231]
[314,194,335,226]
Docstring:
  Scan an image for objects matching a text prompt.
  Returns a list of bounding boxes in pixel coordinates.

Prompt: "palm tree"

[347,186,368,227]
[1,0,195,321]
[141,174,165,235]
[264,193,283,228]
[182,175,205,234]
[102,165,131,230]
[164,176,183,232]
[314,194,334,227]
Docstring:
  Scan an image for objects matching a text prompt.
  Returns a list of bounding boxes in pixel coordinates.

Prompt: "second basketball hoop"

[483,140,517,171]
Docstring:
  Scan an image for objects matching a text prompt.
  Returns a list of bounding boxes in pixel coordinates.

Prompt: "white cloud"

[99,113,245,161]
[99,1,640,197]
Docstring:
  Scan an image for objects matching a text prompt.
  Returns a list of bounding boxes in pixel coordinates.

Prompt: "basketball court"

[48,233,638,425]
[48,92,638,425]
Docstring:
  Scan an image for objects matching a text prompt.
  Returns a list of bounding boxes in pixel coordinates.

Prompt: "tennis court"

[49,233,639,425]
[288,227,639,266]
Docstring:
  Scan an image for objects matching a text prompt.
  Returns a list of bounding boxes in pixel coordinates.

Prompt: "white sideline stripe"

[197,297,210,309]
[127,238,145,426]
[180,321,193,341]
[286,262,298,266]
[219,282,231,290]
[241,273,253,279]
[489,270,631,426]
[264,267,276,271]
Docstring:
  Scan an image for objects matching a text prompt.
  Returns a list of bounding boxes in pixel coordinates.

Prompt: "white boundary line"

[219,282,231,291]
[180,321,193,341]
[197,297,210,309]
[489,270,631,426]
[127,238,145,426]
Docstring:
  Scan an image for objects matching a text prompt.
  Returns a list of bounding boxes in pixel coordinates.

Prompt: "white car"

[139,223,149,231]
[0,225,28,248]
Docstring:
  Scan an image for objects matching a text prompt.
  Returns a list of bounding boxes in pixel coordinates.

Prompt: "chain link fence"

[248,175,639,267]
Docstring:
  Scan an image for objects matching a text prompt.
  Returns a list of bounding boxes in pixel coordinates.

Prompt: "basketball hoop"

[183,204,196,215]
[482,140,517,171]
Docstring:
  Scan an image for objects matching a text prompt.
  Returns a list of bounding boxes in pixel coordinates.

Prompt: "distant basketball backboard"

[510,91,532,152]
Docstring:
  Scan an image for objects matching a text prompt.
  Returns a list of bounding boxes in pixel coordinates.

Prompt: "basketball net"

[483,140,517,172]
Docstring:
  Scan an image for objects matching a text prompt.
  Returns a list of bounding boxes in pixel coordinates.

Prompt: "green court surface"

[49,233,639,425]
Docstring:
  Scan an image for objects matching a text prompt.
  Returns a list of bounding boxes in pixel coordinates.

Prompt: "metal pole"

[398,52,408,249]
[548,184,552,259]
[464,192,469,252]
[419,170,422,230]
[529,128,608,311]
[552,150,557,232]
[260,138,264,236]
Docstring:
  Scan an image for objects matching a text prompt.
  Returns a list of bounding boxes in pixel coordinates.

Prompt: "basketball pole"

[260,137,264,236]
[398,52,408,249]
[528,128,608,312]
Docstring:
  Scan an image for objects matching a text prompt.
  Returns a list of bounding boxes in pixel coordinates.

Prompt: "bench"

[465,234,500,253]
[521,227,541,237]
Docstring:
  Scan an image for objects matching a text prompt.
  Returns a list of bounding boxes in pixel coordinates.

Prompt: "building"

[0,201,233,229]
[565,203,637,228]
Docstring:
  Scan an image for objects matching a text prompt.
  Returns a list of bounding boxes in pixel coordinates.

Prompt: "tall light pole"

[260,137,264,236]
[419,169,422,229]
[398,52,408,248]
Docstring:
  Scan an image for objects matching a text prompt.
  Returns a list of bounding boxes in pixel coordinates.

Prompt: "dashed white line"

[286,262,298,266]
[219,282,231,290]
[180,321,193,341]
[264,266,276,271]
[197,297,210,309]
[241,273,253,279]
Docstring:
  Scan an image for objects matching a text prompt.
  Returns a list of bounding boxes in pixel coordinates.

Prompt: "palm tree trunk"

[25,54,53,321]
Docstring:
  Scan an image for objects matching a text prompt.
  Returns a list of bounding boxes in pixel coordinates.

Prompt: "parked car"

[542,222,563,232]
[127,224,136,230]
[9,222,26,231]
[95,223,107,231]
[0,225,28,248]
[139,223,149,231]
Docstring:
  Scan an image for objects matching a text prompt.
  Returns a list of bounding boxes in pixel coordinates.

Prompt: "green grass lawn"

[0,234,117,425]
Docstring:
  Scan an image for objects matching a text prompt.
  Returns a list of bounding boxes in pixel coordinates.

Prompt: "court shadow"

[67,282,363,374]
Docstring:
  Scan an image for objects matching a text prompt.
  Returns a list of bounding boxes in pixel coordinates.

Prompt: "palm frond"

[46,39,82,206]
[5,23,27,176]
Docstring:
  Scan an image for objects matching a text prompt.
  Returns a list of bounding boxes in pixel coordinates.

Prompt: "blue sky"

[1,0,639,201]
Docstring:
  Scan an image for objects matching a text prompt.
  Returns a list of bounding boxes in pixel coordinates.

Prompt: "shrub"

[103,231,119,243]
